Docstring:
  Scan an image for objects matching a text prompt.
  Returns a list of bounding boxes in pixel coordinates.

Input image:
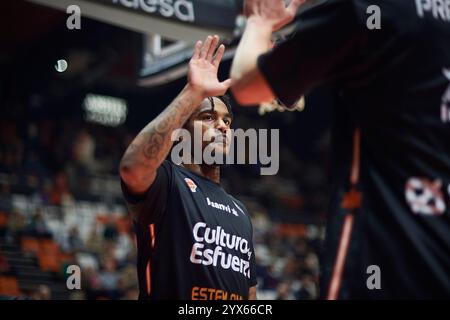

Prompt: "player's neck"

[182,163,220,184]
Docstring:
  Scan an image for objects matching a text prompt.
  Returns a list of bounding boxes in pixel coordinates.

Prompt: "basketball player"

[120,35,257,300]
[230,0,450,299]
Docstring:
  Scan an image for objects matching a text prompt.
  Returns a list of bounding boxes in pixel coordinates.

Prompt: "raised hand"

[187,35,232,98]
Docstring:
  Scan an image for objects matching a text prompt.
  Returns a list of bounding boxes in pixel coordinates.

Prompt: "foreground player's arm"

[120,36,231,195]
[249,286,257,300]
[230,0,304,105]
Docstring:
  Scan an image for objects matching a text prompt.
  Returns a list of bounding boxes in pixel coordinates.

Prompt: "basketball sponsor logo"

[405,177,447,215]
[415,0,450,23]
[206,197,239,217]
[111,0,195,22]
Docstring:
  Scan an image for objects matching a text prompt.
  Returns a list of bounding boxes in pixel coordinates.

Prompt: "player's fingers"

[206,35,219,61]
[200,36,213,59]
[218,78,233,92]
[212,44,225,66]
[286,0,304,17]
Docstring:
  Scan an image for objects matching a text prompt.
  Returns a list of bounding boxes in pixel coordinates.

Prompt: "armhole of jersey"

[145,223,156,297]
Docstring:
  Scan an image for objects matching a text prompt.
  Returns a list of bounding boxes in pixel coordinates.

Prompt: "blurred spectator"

[114,233,133,264]
[81,266,101,292]
[0,121,24,173]
[98,258,120,291]
[72,129,96,174]
[76,253,100,272]
[295,274,318,300]
[103,220,118,242]
[69,291,86,300]
[85,225,103,254]
[275,282,294,300]
[63,226,83,253]
[6,210,26,242]
[122,287,139,300]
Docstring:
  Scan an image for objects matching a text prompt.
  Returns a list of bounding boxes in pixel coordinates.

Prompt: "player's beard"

[205,148,228,168]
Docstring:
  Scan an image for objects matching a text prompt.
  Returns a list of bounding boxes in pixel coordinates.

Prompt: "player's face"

[188,98,232,161]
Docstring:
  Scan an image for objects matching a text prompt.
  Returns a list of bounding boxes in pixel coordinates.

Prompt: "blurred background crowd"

[0,113,329,300]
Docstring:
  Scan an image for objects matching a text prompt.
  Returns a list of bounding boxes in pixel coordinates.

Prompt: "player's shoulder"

[164,160,201,184]
[160,159,184,178]
[163,160,193,175]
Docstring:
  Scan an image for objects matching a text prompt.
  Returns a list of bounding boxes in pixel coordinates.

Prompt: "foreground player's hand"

[187,35,232,98]
[244,0,304,32]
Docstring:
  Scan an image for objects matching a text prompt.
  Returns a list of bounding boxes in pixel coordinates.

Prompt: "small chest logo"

[184,178,197,193]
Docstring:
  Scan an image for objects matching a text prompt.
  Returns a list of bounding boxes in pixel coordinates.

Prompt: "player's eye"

[224,119,231,126]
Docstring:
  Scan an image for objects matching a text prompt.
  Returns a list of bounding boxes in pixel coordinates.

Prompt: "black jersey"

[121,161,257,300]
[258,0,450,298]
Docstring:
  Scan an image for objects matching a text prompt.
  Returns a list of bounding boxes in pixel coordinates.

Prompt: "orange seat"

[116,217,131,234]
[21,237,40,254]
[277,223,306,237]
[0,276,21,296]
[96,214,109,224]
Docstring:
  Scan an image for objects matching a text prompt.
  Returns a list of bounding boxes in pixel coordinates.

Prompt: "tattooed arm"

[120,35,231,195]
